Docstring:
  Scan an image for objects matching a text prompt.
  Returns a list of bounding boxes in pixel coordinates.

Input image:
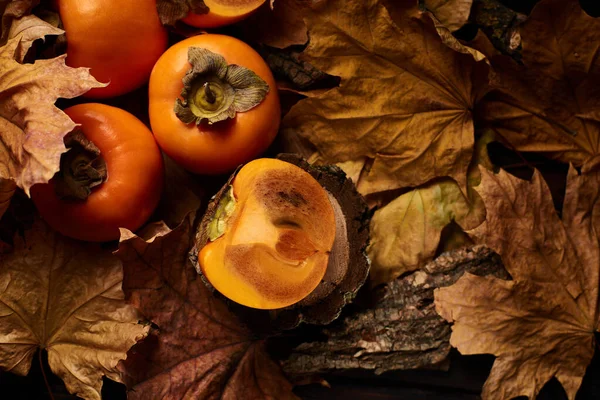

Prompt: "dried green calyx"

[174,47,270,125]
[207,185,236,240]
[54,129,107,201]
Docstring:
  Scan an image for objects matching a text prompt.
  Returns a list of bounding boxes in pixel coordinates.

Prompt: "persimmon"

[148,34,280,175]
[58,0,168,98]
[31,104,164,242]
[198,158,336,309]
[182,0,266,28]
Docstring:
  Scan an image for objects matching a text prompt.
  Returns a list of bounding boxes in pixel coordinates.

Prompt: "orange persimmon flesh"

[199,158,336,309]
[182,0,266,28]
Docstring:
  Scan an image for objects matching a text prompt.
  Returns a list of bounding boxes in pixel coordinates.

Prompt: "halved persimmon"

[199,158,336,309]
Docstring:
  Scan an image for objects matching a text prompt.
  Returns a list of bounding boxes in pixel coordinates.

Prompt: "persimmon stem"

[39,350,55,400]
[204,82,216,104]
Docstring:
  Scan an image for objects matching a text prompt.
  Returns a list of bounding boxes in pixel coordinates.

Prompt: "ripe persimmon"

[182,0,266,28]
[58,0,168,98]
[31,104,164,242]
[148,34,280,175]
[199,158,336,309]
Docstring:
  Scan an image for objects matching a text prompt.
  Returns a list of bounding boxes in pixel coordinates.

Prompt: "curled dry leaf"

[116,220,298,400]
[0,29,105,195]
[478,0,600,166]
[435,165,600,400]
[0,219,149,400]
[422,0,473,32]
[8,14,63,62]
[0,0,39,42]
[282,0,489,196]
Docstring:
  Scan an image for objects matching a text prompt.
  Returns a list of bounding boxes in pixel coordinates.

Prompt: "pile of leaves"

[0,0,598,399]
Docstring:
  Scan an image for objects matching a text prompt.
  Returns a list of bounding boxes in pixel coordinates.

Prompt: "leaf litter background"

[0,0,600,399]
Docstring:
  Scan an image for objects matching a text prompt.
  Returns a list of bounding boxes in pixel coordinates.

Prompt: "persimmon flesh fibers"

[199,159,336,309]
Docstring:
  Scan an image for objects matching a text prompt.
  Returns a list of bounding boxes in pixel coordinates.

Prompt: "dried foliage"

[0,17,104,195]
[435,164,600,399]
[116,220,298,400]
[0,219,148,400]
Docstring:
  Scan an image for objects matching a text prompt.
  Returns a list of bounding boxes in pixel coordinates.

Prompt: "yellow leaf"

[368,178,485,285]
[0,219,149,400]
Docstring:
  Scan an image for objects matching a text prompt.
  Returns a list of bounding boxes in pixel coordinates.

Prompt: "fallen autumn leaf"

[116,219,298,400]
[282,0,489,196]
[0,219,148,400]
[0,21,104,195]
[435,163,600,399]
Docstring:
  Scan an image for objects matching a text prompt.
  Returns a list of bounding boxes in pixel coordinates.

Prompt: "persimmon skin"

[58,0,168,98]
[31,104,164,242]
[148,34,280,175]
[182,0,266,28]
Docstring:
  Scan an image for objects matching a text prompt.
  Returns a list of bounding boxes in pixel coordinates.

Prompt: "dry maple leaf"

[0,219,149,400]
[116,220,298,400]
[435,165,600,400]
[0,28,104,195]
[281,0,489,196]
[478,0,600,166]
[422,0,473,32]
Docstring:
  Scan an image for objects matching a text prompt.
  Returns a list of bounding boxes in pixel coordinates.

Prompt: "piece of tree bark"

[470,0,526,60]
[283,246,509,376]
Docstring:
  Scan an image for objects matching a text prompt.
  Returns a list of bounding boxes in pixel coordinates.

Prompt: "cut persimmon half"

[199,158,337,309]
[182,0,266,28]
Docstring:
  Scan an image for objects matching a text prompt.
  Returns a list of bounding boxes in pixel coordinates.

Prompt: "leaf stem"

[39,350,55,400]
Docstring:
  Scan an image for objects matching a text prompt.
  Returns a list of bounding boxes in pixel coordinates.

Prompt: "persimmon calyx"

[174,47,270,125]
[207,185,236,240]
[156,0,209,26]
[53,129,107,201]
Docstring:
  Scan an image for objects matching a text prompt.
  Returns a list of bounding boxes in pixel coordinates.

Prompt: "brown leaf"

[0,219,148,400]
[240,0,310,49]
[281,0,489,196]
[8,14,63,62]
[0,177,14,219]
[0,32,104,195]
[434,166,599,400]
[478,0,600,166]
[153,154,205,228]
[423,0,473,32]
[0,0,39,43]
[116,220,298,400]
